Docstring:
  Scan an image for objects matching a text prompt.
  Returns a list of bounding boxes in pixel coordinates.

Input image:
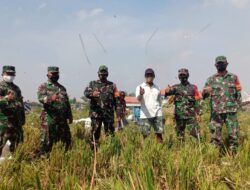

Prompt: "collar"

[47,81,58,85]
[143,82,155,87]
[180,81,190,86]
[97,80,108,84]
[2,80,13,85]
[215,71,228,77]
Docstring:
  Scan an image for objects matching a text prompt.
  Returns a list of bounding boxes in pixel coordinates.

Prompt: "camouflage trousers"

[40,113,71,153]
[175,118,200,140]
[117,116,129,130]
[0,120,23,156]
[90,118,115,143]
[210,112,239,151]
[139,116,164,137]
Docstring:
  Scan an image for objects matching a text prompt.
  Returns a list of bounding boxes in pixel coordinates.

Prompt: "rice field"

[0,107,250,190]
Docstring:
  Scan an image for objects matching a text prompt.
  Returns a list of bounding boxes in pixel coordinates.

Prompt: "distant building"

[125,96,140,107]
[242,91,250,103]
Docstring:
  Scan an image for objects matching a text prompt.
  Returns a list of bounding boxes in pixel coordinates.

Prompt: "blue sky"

[0,0,250,101]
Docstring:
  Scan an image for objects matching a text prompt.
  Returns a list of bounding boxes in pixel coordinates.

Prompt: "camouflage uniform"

[202,56,242,151]
[117,91,128,129]
[84,66,119,143]
[0,66,25,155]
[165,69,201,140]
[37,67,72,153]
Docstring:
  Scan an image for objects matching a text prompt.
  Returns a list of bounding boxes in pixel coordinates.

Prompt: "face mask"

[216,63,227,72]
[49,75,59,82]
[145,76,154,83]
[179,74,188,84]
[3,75,15,83]
[51,75,59,82]
[98,72,108,81]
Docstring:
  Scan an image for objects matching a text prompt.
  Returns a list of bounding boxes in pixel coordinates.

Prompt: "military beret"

[48,66,59,73]
[215,56,227,63]
[2,65,15,73]
[178,68,189,76]
[98,65,108,72]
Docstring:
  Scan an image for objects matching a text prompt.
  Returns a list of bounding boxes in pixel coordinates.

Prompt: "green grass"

[0,108,250,190]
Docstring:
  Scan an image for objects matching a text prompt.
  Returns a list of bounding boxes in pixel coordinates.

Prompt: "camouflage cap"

[2,65,16,73]
[98,65,108,72]
[48,66,59,73]
[178,68,189,76]
[215,56,227,63]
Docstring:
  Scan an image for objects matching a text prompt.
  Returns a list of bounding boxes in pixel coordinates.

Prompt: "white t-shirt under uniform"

[136,82,162,119]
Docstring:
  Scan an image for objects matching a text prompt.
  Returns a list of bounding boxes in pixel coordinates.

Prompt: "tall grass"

[0,108,249,190]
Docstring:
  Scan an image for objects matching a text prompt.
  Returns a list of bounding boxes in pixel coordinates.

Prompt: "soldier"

[84,65,120,147]
[0,66,25,155]
[135,68,163,143]
[165,68,202,141]
[117,91,128,130]
[37,67,73,153]
[202,56,242,154]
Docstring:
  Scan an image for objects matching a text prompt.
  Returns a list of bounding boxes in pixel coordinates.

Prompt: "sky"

[0,0,250,101]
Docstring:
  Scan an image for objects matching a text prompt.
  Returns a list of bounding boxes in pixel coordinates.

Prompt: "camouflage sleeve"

[0,85,8,107]
[193,85,202,115]
[84,81,94,99]
[58,84,73,120]
[37,84,52,104]
[165,85,176,97]
[17,88,25,126]
[66,93,73,120]
[202,79,211,99]
[116,97,122,115]
[0,97,8,107]
[235,76,242,106]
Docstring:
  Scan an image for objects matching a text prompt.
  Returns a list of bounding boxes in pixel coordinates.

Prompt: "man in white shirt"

[136,68,163,143]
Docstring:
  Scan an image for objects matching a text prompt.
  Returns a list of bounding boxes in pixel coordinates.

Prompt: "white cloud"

[76,8,104,20]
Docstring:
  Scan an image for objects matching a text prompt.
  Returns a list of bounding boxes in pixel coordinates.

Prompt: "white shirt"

[136,82,162,119]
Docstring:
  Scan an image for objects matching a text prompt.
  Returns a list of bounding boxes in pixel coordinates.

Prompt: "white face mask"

[3,75,15,83]
[145,76,154,84]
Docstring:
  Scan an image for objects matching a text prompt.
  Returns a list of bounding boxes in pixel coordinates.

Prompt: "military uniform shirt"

[202,72,242,114]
